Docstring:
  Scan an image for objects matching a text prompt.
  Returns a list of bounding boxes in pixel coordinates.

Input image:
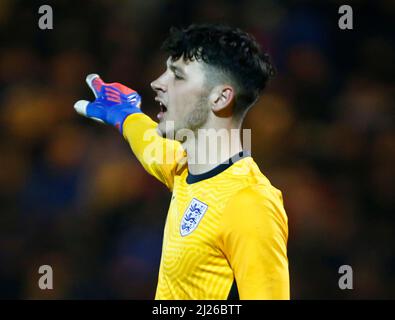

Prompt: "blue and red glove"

[74,74,142,133]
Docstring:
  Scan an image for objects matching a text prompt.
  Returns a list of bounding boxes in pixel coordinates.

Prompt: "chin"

[157,123,174,140]
[156,126,165,137]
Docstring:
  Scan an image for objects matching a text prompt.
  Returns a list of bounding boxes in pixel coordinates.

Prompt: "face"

[151,57,211,140]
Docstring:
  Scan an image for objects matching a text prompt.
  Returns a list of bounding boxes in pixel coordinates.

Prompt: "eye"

[174,73,183,80]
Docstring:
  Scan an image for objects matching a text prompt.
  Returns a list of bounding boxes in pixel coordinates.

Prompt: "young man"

[74,24,290,299]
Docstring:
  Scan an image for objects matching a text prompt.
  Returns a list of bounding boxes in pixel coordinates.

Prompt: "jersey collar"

[186,151,250,184]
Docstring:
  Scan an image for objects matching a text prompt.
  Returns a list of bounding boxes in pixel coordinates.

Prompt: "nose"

[151,74,166,93]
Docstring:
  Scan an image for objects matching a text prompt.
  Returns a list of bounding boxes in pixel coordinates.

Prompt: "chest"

[160,182,229,280]
[165,182,221,245]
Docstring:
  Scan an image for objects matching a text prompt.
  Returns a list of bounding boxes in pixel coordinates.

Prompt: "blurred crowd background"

[0,0,394,299]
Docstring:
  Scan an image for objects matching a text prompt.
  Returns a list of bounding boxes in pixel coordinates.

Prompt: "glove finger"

[108,82,136,95]
[86,102,105,123]
[74,100,105,123]
[86,73,105,98]
[74,100,90,116]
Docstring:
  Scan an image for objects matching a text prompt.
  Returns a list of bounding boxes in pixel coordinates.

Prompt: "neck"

[182,121,243,175]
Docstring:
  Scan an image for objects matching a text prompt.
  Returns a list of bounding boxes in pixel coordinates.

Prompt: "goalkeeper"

[75,24,290,300]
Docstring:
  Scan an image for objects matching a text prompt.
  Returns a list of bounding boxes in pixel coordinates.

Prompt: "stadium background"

[0,0,394,299]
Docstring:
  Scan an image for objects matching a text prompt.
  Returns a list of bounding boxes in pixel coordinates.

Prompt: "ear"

[209,85,234,117]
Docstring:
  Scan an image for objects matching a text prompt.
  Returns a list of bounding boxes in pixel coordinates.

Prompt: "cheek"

[174,98,198,124]
[171,85,202,113]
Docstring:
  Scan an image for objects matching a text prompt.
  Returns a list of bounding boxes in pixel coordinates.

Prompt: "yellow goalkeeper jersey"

[123,113,290,300]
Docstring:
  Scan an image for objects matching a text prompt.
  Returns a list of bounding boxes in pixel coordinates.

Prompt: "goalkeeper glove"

[74,74,142,133]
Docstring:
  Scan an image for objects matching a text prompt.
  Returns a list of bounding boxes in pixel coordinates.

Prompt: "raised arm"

[74,74,185,190]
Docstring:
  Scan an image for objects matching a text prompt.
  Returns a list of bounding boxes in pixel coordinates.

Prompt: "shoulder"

[220,183,288,239]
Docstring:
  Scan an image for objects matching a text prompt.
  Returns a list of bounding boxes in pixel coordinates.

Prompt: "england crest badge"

[180,198,208,236]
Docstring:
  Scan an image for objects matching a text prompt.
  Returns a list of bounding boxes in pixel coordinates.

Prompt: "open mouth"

[159,101,167,113]
[157,100,167,120]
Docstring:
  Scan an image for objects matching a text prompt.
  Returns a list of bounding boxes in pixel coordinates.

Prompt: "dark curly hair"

[161,24,275,119]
